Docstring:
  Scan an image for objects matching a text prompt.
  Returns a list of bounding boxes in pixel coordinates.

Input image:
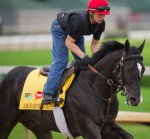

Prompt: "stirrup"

[40,97,64,112]
[41,97,64,105]
[54,98,64,106]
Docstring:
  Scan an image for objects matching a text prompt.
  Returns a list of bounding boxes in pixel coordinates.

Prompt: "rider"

[42,0,110,104]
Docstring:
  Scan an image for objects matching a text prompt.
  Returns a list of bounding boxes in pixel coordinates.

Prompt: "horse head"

[113,39,145,106]
[89,39,145,107]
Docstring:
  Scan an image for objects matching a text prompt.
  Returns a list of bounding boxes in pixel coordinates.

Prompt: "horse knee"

[102,123,134,139]
[101,126,120,139]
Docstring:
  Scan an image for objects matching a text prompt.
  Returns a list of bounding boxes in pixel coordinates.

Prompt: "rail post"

[25,128,31,139]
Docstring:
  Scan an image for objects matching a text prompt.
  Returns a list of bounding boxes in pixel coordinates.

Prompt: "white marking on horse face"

[137,63,142,77]
[140,95,143,103]
[137,62,143,103]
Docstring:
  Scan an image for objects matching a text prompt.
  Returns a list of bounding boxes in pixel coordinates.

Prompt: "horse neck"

[78,49,124,98]
[84,50,123,98]
[94,49,123,78]
[77,50,122,99]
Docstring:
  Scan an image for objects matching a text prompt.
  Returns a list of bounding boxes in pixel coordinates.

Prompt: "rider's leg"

[42,19,68,103]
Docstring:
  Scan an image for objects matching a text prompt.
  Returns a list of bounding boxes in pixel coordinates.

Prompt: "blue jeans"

[43,19,85,95]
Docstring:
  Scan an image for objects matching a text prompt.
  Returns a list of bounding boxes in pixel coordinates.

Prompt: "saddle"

[40,61,76,96]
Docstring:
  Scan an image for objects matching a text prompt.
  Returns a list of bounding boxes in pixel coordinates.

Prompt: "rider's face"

[92,12,105,24]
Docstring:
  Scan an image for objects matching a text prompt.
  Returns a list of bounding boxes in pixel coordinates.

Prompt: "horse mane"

[90,40,124,65]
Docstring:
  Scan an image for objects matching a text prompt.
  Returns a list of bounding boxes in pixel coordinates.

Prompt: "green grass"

[9,122,150,139]
[0,38,150,66]
[0,49,52,66]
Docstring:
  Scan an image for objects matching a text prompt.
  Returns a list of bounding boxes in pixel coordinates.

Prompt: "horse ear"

[124,39,130,55]
[138,40,145,53]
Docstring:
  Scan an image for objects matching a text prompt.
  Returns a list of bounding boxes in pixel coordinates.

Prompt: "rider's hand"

[74,55,92,71]
[82,55,91,65]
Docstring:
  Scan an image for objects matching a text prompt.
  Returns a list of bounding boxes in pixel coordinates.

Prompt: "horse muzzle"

[126,92,142,106]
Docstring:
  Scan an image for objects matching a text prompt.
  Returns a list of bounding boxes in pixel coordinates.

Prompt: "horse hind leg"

[0,96,20,138]
[0,122,17,139]
[0,104,19,139]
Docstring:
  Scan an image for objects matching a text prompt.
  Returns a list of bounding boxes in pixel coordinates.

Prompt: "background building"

[0,0,150,36]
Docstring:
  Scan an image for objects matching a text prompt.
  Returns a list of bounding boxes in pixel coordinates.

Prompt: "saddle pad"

[19,68,75,110]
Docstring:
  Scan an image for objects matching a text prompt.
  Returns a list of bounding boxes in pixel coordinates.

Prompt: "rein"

[88,64,123,131]
[88,64,123,101]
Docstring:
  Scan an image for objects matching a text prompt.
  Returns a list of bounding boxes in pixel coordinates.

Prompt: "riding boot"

[42,93,54,104]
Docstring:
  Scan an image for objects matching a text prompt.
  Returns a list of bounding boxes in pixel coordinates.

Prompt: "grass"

[0,37,150,139]
[0,38,150,66]
[9,123,150,139]
[0,49,52,66]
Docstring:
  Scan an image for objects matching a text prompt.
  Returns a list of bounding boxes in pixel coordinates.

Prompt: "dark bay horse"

[0,40,145,139]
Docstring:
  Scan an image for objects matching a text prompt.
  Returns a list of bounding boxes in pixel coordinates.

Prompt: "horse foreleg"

[81,121,102,139]
[101,122,133,139]
[73,113,102,139]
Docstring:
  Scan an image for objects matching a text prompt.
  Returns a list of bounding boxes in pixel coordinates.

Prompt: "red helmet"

[88,0,110,15]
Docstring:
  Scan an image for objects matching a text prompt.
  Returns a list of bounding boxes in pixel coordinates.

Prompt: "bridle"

[89,51,143,98]
[112,52,143,95]
[88,51,143,130]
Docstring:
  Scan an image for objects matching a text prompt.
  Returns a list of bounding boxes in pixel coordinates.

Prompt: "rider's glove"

[74,55,91,71]
[82,55,91,66]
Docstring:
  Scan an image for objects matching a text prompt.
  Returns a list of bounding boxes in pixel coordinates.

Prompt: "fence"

[0,66,150,75]
[116,111,150,124]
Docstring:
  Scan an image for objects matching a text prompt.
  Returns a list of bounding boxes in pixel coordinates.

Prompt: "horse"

[0,39,145,139]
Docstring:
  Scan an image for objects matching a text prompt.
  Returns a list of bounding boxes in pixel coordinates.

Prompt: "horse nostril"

[130,97,136,102]
[130,97,140,104]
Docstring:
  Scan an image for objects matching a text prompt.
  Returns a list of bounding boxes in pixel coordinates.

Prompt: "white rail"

[0,66,39,74]
[0,34,93,50]
[0,66,150,75]
[116,111,150,123]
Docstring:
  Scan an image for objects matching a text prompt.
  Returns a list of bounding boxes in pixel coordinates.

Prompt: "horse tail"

[0,73,11,138]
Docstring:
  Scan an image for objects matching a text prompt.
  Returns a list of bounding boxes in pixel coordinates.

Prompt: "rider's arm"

[90,38,100,54]
[91,20,105,54]
[65,35,86,59]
